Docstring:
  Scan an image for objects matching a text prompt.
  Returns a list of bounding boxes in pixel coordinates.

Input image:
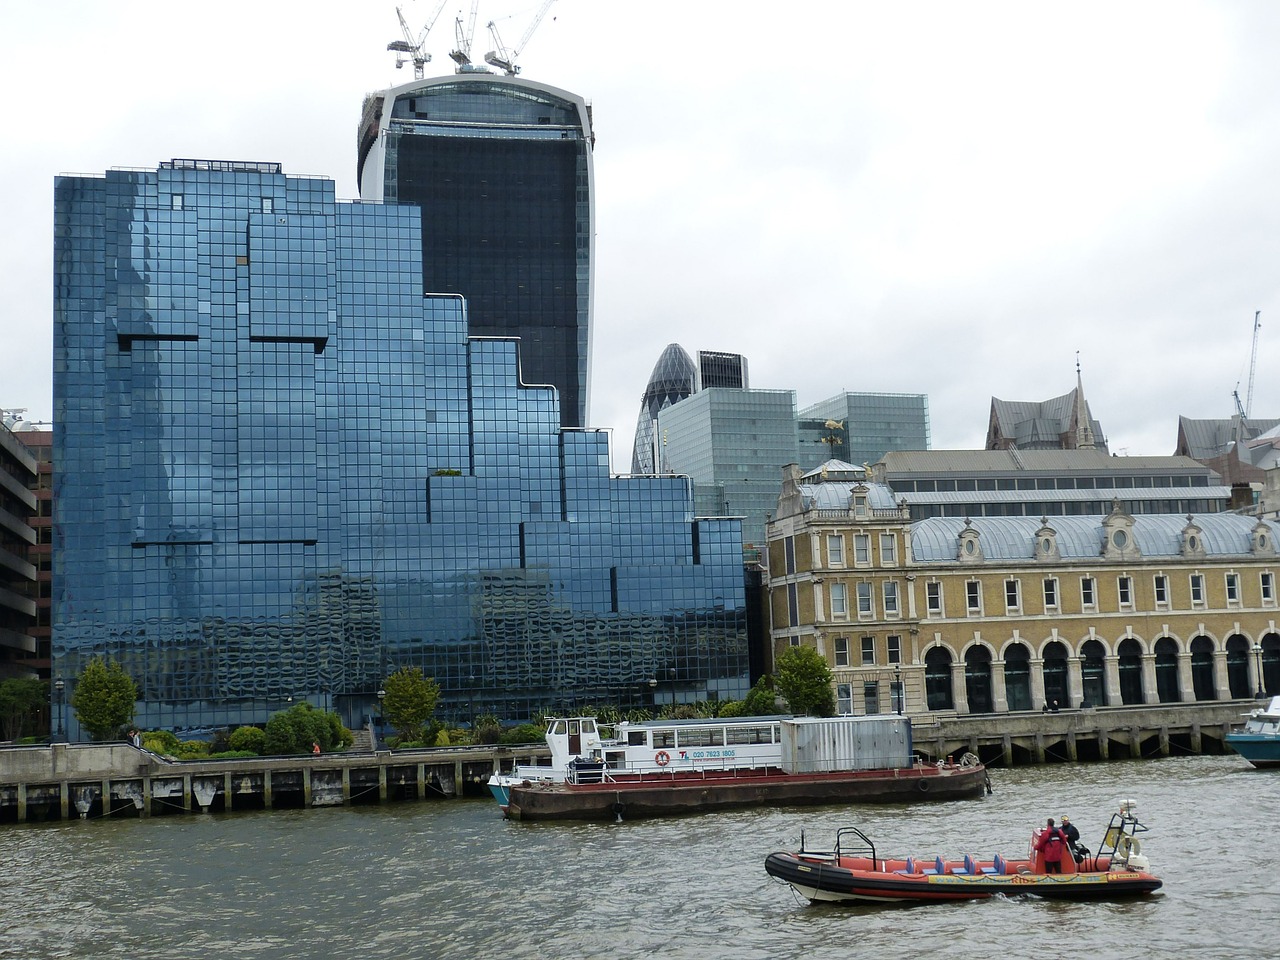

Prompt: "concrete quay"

[0,741,549,823]
[0,700,1254,823]
[909,700,1252,766]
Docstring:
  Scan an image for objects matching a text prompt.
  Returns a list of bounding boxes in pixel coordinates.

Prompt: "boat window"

[582,720,596,735]
[551,720,566,736]
[627,730,648,746]
[568,721,580,737]
[677,728,723,747]
[653,730,676,748]
[727,725,773,745]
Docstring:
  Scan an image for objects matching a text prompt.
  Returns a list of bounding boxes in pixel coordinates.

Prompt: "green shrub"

[434,728,452,747]
[142,730,181,755]
[500,722,544,744]
[228,725,267,754]
[209,750,259,760]
[177,740,211,759]
[264,703,352,754]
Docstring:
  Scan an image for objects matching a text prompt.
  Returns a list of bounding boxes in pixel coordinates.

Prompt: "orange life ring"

[655,750,671,766]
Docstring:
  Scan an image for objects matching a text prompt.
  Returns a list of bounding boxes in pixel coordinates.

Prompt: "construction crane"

[484,0,557,75]
[387,2,447,80]
[1246,310,1262,418]
[449,0,481,67]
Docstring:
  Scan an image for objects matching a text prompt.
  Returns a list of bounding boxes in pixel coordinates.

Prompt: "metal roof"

[910,513,1280,563]
[877,448,1218,477]
[896,487,1233,505]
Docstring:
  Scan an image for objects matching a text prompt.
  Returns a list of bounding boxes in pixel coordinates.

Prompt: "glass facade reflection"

[358,76,594,430]
[53,161,747,737]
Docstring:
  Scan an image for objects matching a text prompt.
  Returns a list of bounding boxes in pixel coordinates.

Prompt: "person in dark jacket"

[1061,815,1087,863]
[1036,817,1067,873]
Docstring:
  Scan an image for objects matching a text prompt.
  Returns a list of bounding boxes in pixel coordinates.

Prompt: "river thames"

[1,754,1275,960]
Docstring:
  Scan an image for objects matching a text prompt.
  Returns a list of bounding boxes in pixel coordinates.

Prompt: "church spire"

[1073,352,1097,450]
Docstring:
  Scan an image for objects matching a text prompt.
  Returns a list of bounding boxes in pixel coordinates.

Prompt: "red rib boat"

[766,801,1162,904]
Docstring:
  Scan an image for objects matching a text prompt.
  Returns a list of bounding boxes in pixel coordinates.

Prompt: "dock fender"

[918,778,930,792]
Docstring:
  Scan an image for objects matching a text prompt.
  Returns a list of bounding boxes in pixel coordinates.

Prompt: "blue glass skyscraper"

[52,160,747,737]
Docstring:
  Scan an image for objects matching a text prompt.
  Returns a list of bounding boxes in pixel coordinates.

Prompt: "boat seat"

[922,856,947,876]
[894,857,916,875]
[984,854,1006,875]
[957,855,977,875]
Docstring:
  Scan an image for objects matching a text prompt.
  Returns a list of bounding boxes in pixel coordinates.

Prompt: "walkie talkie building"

[358,75,594,430]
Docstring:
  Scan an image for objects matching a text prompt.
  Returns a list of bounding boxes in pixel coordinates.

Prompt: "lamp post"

[894,664,903,715]
[53,678,65,742]
[376,687,386,731]
[648,677,658,710]
[1254,643,1266,699]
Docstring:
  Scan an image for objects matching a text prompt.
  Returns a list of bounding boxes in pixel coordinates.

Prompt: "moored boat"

[495,714,991,821]
[765,800,1162,905]
[487,714,791,812]
[1225,696,1280,768]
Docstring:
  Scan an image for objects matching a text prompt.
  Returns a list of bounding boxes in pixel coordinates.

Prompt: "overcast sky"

[4,1,1279,467]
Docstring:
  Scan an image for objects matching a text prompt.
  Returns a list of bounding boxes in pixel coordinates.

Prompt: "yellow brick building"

[766,463,1280,717]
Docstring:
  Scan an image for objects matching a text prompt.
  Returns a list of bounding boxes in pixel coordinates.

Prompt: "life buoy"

[655,750,670,766]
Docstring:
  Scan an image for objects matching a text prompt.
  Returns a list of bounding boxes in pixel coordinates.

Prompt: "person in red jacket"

[1036,817,1067,873]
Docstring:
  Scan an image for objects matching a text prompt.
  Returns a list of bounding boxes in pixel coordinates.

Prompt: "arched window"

[1003,643,1032,711]
[1118,637,1144,705]
[1225,634,1251,699]
[925,646,954,711]
[1190,636,1216,701]
[1155,637,1181,703]
[1042,640,1071,709]
[964,646,994,714]
[1081,638,1107,707]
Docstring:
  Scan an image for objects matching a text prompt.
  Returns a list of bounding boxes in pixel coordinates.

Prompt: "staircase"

[350,726,375,752]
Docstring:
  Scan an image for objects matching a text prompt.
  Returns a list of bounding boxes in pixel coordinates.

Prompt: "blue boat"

[1226,696,1280,768]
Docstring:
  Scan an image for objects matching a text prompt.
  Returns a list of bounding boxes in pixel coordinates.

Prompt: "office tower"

[52,161,748,738]
[358,74,594,429]
[657,388,799,552]
[696,351,748,390]
[798,392,931,468]
[631,343,697,475]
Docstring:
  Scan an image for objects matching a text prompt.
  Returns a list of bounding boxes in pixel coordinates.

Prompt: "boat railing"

[794,826,877,868]
[565,755,781,785]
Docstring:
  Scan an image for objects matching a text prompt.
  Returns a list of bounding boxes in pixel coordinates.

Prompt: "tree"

[382,667,440,742]
[741,675,781,716]
[775,646,836,717]
[0,677,46,741]
[263,703,353,755]
[71,658,138,741]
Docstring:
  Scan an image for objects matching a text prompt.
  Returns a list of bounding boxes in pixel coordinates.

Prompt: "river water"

[1,754,1274,960]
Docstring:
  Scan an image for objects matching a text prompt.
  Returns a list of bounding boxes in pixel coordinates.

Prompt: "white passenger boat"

[487,714,789,811]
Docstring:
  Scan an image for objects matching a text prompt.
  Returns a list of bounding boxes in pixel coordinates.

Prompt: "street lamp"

[1254,643,1266,699]
[894,664,903,715]
[53,678,65,742]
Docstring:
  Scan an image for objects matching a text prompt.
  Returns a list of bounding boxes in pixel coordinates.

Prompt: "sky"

[4,1,1280,468]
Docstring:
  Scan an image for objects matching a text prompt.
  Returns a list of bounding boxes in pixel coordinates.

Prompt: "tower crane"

[1246,309,1261,418]
[484,0,557,76]
[387,2,448,80]
[450,0,481,67]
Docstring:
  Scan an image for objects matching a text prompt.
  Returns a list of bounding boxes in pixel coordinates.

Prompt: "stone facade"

[766,464,1280,718]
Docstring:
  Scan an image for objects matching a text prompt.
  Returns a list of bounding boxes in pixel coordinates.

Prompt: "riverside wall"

[0,700,1255,824]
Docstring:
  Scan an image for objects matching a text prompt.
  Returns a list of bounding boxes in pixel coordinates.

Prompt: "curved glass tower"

[631,344,697,474]
[358,75,594,429]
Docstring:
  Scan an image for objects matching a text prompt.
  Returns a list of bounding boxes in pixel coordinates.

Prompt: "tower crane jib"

[1246,310,1261,418]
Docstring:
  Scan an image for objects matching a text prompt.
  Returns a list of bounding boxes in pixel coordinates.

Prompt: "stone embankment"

[0,700,1253,824]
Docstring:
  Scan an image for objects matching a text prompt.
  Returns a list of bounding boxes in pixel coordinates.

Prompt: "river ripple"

[0,755,1274,960]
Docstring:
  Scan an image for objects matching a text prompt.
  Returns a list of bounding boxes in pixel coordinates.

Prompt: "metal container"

[780,716,913,773]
